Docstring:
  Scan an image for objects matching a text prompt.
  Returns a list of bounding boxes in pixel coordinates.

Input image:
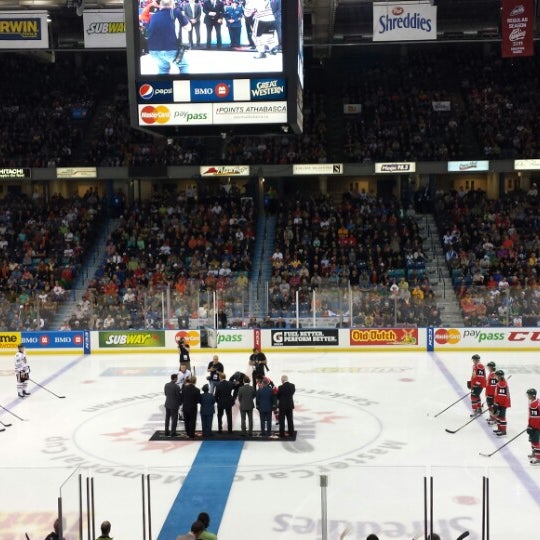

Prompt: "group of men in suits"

[163,367,295,438]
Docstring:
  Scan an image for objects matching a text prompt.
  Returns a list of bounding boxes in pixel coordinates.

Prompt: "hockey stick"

[456,532,470,540]
[445,408,488,434]
[0,419,12,427]
[479,428,527,457]
[433,392,470,418]
[0,403,27,421]
[29,378,66,399]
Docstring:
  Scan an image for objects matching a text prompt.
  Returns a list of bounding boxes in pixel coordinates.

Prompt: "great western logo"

[250,78,286,101]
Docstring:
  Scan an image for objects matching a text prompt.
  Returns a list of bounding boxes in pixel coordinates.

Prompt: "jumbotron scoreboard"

[125,0,303,136]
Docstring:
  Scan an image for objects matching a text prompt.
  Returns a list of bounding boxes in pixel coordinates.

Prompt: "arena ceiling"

[0,0,534,56]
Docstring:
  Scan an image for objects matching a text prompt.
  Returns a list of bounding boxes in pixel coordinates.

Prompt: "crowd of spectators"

[0,191,103,331]
[0,55,125,168]
[264,189,441,327]
[435,187,540,326]
[66,190,255,330]
[4,44,540,167]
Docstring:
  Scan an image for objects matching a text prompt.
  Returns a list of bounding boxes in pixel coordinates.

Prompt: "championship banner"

[0,12,49,49]
[373,2,436,42]
[83,10,126,49]
[501,0,534,58]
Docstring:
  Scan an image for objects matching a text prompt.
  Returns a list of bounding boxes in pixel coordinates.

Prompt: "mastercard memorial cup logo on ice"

[140,105,171,125]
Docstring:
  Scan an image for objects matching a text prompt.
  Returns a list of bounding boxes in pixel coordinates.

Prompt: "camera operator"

[178,336,191,370]
[207,354,224,394]
[249,347,268,387]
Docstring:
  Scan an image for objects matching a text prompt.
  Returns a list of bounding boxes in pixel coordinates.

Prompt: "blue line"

[430,352,540,507]
[157,440,244,539]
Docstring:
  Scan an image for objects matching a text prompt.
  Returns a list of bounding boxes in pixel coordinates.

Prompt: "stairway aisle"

[418,214,464,327]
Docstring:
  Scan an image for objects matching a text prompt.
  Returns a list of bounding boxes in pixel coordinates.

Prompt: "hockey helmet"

[17,343,24,350]
[526,388,537,397]
[487,361,496,368]
[495,369,505,377]
[472,354,481,361]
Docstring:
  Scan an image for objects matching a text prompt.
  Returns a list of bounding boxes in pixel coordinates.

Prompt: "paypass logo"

[140,105,171,124]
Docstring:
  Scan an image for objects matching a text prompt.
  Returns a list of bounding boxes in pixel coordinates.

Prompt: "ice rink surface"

[0,349,539,540]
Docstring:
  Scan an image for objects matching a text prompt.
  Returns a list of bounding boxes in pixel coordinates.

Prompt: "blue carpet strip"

[157,440,244,539]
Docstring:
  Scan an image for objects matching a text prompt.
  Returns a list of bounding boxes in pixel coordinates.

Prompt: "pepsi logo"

[392,6,404,15]
[139,84,155,99]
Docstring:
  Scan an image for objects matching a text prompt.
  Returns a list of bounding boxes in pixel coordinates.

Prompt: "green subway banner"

[99,331,165,348]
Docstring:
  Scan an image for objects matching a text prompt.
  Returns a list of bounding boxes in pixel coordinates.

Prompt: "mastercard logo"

[140,105,171,124]
[434,328,461,345]
[176,330,200,347]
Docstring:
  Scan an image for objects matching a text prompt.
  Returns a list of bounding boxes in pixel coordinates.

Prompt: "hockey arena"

[1,349,539,540]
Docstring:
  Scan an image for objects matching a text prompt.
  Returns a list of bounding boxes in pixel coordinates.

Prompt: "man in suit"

[203,0,225,48]
[184,0,202,47]
[256,377,275,437]
[164,373,182,436]
[237,375,256,436]
[181,376,201,439]
[277,374,295,437]
[215,372,235,432]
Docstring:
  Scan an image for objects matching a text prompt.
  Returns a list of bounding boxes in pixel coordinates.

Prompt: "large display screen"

[125,0,302,134]
[136,0,283,75]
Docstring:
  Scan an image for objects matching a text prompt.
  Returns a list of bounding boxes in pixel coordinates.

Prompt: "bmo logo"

[191,80,232,101]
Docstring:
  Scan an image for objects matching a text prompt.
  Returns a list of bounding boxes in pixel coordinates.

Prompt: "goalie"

[15,343,31,398]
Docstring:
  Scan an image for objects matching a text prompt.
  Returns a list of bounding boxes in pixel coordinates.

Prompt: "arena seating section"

[1,42,540,329]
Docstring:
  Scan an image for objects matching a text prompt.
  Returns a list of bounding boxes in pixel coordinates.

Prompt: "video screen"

[136,0,283,75]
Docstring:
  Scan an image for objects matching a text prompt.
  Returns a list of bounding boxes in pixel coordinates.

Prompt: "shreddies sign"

[373,2,437,42]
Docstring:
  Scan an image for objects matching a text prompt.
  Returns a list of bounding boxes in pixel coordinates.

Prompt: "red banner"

[501,0,534,58]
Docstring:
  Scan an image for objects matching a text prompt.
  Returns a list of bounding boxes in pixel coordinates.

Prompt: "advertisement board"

[83,9,126,48]
[373,2,437,42]
[350,328,419,347]
[432,327,540,351]
[271,329,339,347]
[21,331,85,350]
[0,12,49,49]
[98,331,166,348]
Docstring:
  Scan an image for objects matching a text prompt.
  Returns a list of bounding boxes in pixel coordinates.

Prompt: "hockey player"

[485,361,497,424]
[247,0,279,59]
[526,388,540,465]
[493,370,511,436]
[14,343,31,398]
[468,354,486,417]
